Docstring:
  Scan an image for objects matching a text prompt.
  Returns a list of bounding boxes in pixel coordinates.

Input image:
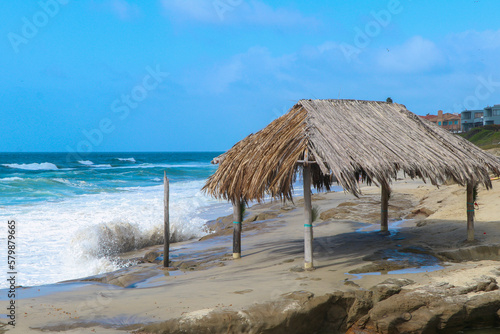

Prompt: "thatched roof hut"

[205,99,500,201]
[203,99,500,268]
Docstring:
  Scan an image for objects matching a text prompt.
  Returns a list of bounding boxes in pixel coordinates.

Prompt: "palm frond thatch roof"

[203,99,500,203]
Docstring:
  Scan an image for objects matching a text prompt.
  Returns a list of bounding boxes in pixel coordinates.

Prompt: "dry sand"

[2,177,500,333]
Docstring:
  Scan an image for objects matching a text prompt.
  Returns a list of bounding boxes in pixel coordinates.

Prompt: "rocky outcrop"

[144,251,160,263]
[139,290,367,334]
[138,277,500,334]
[349,276,500,334]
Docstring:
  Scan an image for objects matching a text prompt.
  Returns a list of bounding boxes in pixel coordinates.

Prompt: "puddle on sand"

[349,220,446,278]
[356,219,406,239]
[346,265,443,280]
[126,271,184,289]
[388,265,444,274]
[34,314,156,332]
[0,281,120,301]
[346,246,444,279]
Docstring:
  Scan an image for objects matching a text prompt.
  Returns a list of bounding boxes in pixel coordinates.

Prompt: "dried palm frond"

[203,99,500,203]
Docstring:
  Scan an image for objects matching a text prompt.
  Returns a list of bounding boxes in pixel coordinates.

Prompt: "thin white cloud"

[447,29,500,51]
[160,0,320,28]
[206,58,244,94]
[90,0,141,20]
[244,1,319,28]
[376,36,445,73]
[181,46,296,94]
[317,41,339,54]
[443,29,500,68]
[110,0,141,20]
[161,0,216,23]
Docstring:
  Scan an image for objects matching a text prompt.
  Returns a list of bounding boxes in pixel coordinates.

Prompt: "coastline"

[3,176,500,333]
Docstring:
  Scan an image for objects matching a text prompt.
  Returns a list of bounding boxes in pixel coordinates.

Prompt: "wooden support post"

[466,182,475,242]
[233,198,242,259]
[163,171,170,267]
[303,163,314,270]
[381,182,389,233]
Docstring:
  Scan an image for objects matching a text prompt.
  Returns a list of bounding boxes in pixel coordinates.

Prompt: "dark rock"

[369,283,401,303]
[144,251,160,263]
[380,278,415,287]
[476,277,498,292]
[465,292,500,328]
[346,291,373,328]
[344,280,360,288]
[407,207,435,219]
[204,214,233,233]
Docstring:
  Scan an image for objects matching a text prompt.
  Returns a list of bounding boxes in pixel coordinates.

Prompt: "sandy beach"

[4,1,500,333]
[2,172,500,333]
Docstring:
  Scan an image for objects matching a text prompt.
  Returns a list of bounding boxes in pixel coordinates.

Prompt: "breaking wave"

[0,177,24,182]
[2,162,59,170]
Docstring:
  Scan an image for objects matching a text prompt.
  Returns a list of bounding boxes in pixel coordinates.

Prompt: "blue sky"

[1,0,500,152]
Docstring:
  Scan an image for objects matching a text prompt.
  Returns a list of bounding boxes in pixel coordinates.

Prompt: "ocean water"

[0,152,233,288]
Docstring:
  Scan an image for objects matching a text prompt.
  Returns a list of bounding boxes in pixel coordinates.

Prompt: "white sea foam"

[2,162,59,170]
[78,160,94,165]
[52,178,82,187]
[0,180,232,288]
[117,158,136,162]
[105,163,214,171]
[0,177,24,182]
[92,164,113,168]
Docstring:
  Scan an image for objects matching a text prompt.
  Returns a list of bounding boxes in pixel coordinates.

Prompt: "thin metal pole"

[381,182,389,233]
[303,163,313,270]
[164,171,170,267]
[233,198,242,259]
[466,182,475,242]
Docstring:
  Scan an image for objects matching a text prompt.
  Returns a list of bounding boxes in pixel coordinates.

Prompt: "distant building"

[420,110,461,132]
[461,104,500,131]
[461,110,484,132]
[484,104,500,126]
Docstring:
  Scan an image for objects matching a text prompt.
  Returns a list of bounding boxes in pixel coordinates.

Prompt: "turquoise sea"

[0,152,232,288]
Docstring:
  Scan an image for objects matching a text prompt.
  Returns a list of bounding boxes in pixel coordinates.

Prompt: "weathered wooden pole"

[163,171,170,267]
[380,182,390,233]
[303,163,314,270]
[233,198,242,259]
[466,182,475,242]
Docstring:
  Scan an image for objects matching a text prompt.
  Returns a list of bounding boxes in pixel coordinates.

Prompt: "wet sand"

[2,176,500,333]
